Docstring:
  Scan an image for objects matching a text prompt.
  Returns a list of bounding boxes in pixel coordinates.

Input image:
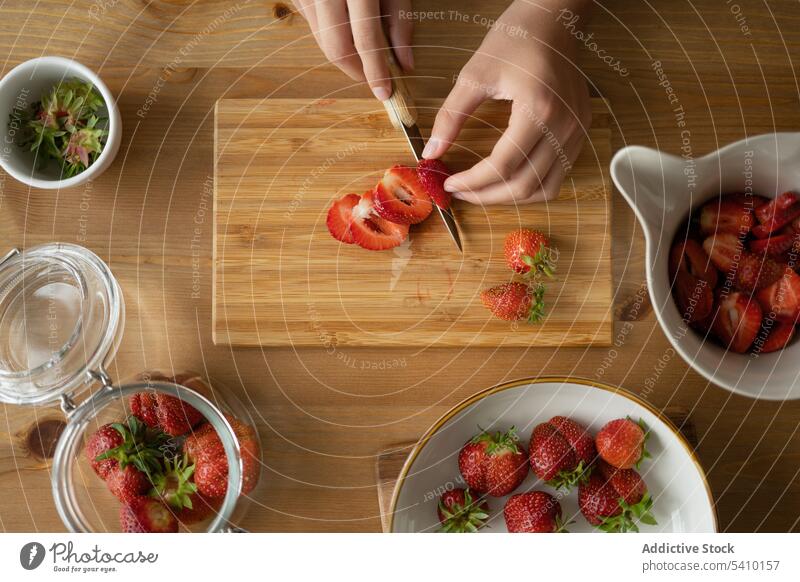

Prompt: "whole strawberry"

[119,497,178,533]
[504,229,556,276]
[504,491,567,533]
[106,464,151,504]
[529,416,595,490]
[595,418,650,469]
[480,282,545,323]
[458,427,528,497]
[436,488,489,533]
[131,391,205,436]
[85,424,125,479]
[578,460,657,532]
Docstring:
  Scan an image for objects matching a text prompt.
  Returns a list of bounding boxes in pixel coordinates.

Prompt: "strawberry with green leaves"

[480,282,546,323]
[595,418,650,470]
[529,416,595,491]
[504,229,556,277]
[119,497,178,533]
[458,427,528,497]
[504,491,569,533]
[578,460,657,532]
[436,488,489,533]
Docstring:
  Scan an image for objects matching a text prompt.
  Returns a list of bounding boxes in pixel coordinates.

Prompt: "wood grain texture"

[214,98,612,347]
[1,0,800,533]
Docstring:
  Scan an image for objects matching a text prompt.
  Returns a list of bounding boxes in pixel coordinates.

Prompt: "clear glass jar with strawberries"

[0,243,261,532]
[670,192,800,354]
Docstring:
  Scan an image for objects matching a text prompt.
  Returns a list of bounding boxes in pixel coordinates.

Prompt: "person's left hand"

[422,0,592,204]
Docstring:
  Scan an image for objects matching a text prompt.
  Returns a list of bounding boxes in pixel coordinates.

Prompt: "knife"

[381,54,464,253]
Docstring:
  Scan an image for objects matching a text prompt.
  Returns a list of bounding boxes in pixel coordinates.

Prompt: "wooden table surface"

[1,0,799,532]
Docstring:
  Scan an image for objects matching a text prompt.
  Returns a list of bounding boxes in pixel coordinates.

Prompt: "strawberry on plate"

[458,427,528,497]
[504,229,556,276]
[702,232,744,273]
[529,416,595,491]
[416,159,452,210]
[504,491,567,533]
[711,291,762,353]
[595,418,650,470]
[350,191,410,250]
[436,488,489,533]
[119,497,179,533]
[756,268,800,321]
[480,282,545,323]
[698,196,753,235]
[326,193,360,244]
[373,165,433,225]
[578,460,656,532]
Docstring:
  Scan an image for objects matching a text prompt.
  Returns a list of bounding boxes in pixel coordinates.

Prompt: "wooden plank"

[214,98,612,347]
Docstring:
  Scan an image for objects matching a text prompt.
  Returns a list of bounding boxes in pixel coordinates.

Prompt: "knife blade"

[386,99,464,253]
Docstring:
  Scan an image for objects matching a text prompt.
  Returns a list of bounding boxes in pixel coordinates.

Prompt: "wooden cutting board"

[214,98,612,347]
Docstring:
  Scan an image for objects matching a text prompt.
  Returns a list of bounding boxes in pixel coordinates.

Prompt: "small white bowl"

[0,57,121,189]
[611,133,800,400]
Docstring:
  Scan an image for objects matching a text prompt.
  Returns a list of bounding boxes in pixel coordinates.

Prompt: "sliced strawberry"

[756,268,800,321]
[735,254,785,293]
[373,165,433,225]
[699,197,753,235]
[711,292,762,353]
[416,159,452,209]
[673,269,713,322]
[703,233,744,272]
[669,239,718,287]
[326,193,360,244]
[754,319,796,353]
[749,233,800,258]
[753,193,800,237]
[349,191,409,251]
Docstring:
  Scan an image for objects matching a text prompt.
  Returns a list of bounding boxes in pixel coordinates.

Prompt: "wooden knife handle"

[382,49,417,129]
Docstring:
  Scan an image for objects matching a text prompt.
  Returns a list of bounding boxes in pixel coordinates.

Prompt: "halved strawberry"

[674,270,714,322]
[669,239,718,287]
[756,268,800,321]
[703,233,744,272]
[373,165,433,225]
[754,319,796,354]
[350,191,410,250]
[735,254,785,293]
[753,192,800,237]
[711,292,763,353]
[698,197,753,235]
[326,193,360,244]
[749,232,800,258]
[416,159,452,209]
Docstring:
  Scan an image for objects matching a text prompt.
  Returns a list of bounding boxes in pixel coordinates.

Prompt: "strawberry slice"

[326,193,360,244]
[349,190,410,250]
[373,165,433,225]
[735,254,785,293]
[756,268,800,321]
[416,159,452,209]
[703,233,744,272]
[754,319,796,353]
[749,232,800,258]
[753,192,800,237]
[669,239,718,287]
[711,292,762,353]
[699,197,753,235]
[673,269,713,322]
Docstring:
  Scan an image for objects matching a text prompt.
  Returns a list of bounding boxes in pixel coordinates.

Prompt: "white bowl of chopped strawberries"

[612,133,800,400]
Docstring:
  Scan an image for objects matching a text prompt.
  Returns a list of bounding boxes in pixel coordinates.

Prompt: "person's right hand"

[294,0,415,101]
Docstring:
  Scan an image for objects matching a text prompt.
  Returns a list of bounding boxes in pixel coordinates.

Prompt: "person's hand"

[294,0,415,101]
[423,0,592,204]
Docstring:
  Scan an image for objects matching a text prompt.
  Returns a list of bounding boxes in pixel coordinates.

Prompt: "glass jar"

[0,243,260,532]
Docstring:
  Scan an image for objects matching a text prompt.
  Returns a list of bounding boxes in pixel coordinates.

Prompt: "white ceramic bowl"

[390,377,716,533]
[0,57,121,189]
[611,133,800,400]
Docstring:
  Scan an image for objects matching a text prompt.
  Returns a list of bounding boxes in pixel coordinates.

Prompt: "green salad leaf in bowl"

[14,78,108,178]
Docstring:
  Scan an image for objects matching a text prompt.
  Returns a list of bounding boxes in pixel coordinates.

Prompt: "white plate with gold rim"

[389,377,717,533]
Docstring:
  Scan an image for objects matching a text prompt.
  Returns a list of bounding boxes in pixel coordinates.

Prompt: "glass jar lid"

[0,243,124,405]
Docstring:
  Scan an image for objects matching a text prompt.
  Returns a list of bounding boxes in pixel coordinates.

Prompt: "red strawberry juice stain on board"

[22,418,66,460]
